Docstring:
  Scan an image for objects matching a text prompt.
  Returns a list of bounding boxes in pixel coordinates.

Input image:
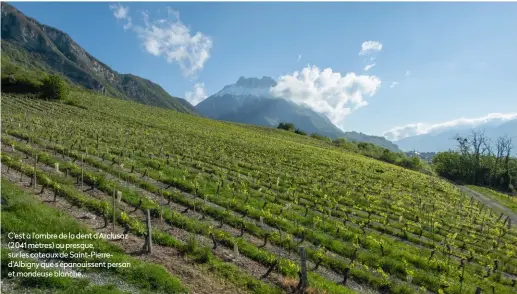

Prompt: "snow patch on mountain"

[214,76,277,98]
[214,86,273,98]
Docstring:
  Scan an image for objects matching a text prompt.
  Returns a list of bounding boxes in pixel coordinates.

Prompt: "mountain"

[395,119,517,155]
[342,131,401,153]
[196,76,347,139]
[196,76,402,152]
[0,2,198,114]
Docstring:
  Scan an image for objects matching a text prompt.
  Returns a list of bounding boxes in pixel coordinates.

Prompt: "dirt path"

[458,185,517,225]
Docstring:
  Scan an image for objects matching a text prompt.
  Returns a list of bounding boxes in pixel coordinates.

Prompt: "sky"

[10,2,517,140]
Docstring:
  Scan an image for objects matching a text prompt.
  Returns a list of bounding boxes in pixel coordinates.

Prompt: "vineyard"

[1,91,517,294]
[1,179,189,294]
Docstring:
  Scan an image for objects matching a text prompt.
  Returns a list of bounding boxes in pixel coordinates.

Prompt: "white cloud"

[364,63,376,71]
[389,81,399,88]
[167,7,180,20]
[110,3,129,19]
[297,54,302,62]
[142,10,150,27]
[384,112,517,141]
[133,10,212,78]
[109,4,132,30]
[405,70,411,77]
[111,7,212,78]
[359,41,383,55]
[370,57,376,61]
[184,82,208,105]
[123,17,133,30]
[270,65,381,128]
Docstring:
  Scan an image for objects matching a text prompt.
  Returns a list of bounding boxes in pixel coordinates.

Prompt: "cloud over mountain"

[384,112,517,141]
[270,65,381,128]
[185,82,208,105]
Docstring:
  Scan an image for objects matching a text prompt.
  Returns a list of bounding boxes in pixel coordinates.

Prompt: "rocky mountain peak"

[215,76,277,98]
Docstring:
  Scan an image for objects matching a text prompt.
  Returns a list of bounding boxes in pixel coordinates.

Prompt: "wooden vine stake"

[33,155,38,190]
[233,242,239,258]
[459,259,466,293]
[298,246,308,293]
[112,189,116,231]
[146,209,153,254]
[80,154,84,190]
[19,160,23,182]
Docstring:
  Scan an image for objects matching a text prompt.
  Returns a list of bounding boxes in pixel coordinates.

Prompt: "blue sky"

[10,2,517,140]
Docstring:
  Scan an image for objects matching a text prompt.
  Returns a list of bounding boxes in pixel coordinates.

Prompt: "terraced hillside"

[2,90,517,294]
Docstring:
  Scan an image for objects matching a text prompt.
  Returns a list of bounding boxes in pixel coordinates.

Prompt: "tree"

[277,122,296,132]
[399,156,423,170]
[432,151,463,181]
[500,135,514,192]
[41,74,69,100]
[379,149,397,164]
[453,130,490,184]
[436,132,516,192]
[491,136,506,187]
[470,130,489,184]
[295,128,307,136]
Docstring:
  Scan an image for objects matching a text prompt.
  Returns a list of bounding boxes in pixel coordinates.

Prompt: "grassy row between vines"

[1,179,187,294]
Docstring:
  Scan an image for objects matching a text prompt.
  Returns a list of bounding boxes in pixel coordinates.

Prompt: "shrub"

[41,74,69,100]
[332,138,347,145]
[192,247,212,263]
[310,133,330,142]
[358,142,374,150]
[399,156,422,170]
[278,122,296,132]
[379,149,397,164]
[295,128,307,136]
[1,75,41,94]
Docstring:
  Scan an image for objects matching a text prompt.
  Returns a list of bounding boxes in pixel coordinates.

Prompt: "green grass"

[1,179,188,294]
[466,185,517,215]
